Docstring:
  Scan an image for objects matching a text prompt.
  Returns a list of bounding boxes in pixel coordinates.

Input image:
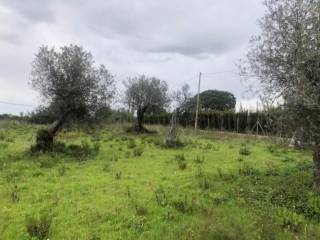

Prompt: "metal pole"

[194,72,202,131]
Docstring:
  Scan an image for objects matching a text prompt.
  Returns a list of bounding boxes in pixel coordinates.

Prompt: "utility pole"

[194,72,202,131]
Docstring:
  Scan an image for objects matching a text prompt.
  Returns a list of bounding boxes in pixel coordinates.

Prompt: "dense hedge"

[144,111,281,135]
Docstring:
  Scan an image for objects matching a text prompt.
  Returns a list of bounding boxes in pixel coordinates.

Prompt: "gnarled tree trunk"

[135,106,147,132]
[35,111,69,151]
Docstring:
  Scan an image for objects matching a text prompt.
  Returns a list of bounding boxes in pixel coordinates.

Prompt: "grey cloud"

[0,0,265,114]
[1,0,54,22]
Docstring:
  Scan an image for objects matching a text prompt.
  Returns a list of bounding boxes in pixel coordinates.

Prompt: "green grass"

[0,121,320,239]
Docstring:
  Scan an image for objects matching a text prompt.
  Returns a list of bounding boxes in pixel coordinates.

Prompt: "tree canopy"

[31,44,115,150]
[186,89,236,111]
[124,75,169,132]
[242,0,320,188]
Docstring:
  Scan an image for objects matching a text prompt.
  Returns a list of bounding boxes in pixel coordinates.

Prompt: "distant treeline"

[4,107,287,137]
[143,110,284,136]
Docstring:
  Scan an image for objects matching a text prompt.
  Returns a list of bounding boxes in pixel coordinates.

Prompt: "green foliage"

[127,138,136,149]
[115,171,122,180]
[195,89,236,111]
[239,145,251,156]
[1,122,319,239]
[154,186,168,207]
[11,185,19,203]
[171,194,194,213]
[25,212,52,240]
[58,165,67,176]
[132,145,144,157]
[277,208,305,233]
[175,153,187,170]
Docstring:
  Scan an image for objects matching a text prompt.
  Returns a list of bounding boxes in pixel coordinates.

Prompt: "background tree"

[124,75,169,132]
[31,45,115,150]
[172,83,192,112]
[186,89,236,111]
[241,0,320,189]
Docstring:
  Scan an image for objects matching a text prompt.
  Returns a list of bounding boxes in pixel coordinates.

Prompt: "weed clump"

[133,146,144,157]
[238,163,258,176]
[11,185,19,203]
[58,165,67,176]
[199,177,211,190]
[25,212,52,240]
[171,194,195,213]
[194,154,205,164]
[239,145,251,156]
[277,208,305,233]
[154,186,168,207]
[115,171,122,180]
[175,153,187,170]
[127,139,136,149]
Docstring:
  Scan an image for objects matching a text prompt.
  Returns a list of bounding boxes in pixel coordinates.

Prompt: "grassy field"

[0,121,320,239]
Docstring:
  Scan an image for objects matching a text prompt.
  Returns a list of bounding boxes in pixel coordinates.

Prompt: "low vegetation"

[0,121,319,239]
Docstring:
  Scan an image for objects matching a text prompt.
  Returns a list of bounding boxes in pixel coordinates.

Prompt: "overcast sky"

[0,0,265,115]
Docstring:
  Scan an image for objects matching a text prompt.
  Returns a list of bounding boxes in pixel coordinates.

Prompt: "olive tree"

[172,83,192,112]
[31,45,115,150]
[242,0,320,189]
[124,75,169,132]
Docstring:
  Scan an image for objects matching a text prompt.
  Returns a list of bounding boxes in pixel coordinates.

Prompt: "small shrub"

[195,165,204,178]
[135,204,148,216]
[199,177,211,190]
[239,146,251,156]
[172,194,194,213]
[133,146,144,157]
[175,153,185,161]
[238,163,258,176]
[267,144,278,154]
[11,185,19,203]
[175,153,187,170]
[306,192,320,220]
[0,131,5,141]
[26,212,52,240]
[127,139,136,149]
[177,161,187,170]
[58,165,67,176]
[216,168,237,181]
[111,154,119,162]
[93,142,101,152]
[237,156,244,162]
[277,208,305,233]
[155,186,168,207]
[66,140,99,160]
[115,171,122,180]
[124,151,131,158]
[194,154,204,164]
[32,171,43,177]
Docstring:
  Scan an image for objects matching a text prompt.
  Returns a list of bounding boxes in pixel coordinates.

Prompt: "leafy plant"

[175,153,187,170]
[25,212,52,240]
[133,146,144,157]
[115,171,122,180]
[155,186,168,207]
[11,185,19,203]
[239,145,251,156]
